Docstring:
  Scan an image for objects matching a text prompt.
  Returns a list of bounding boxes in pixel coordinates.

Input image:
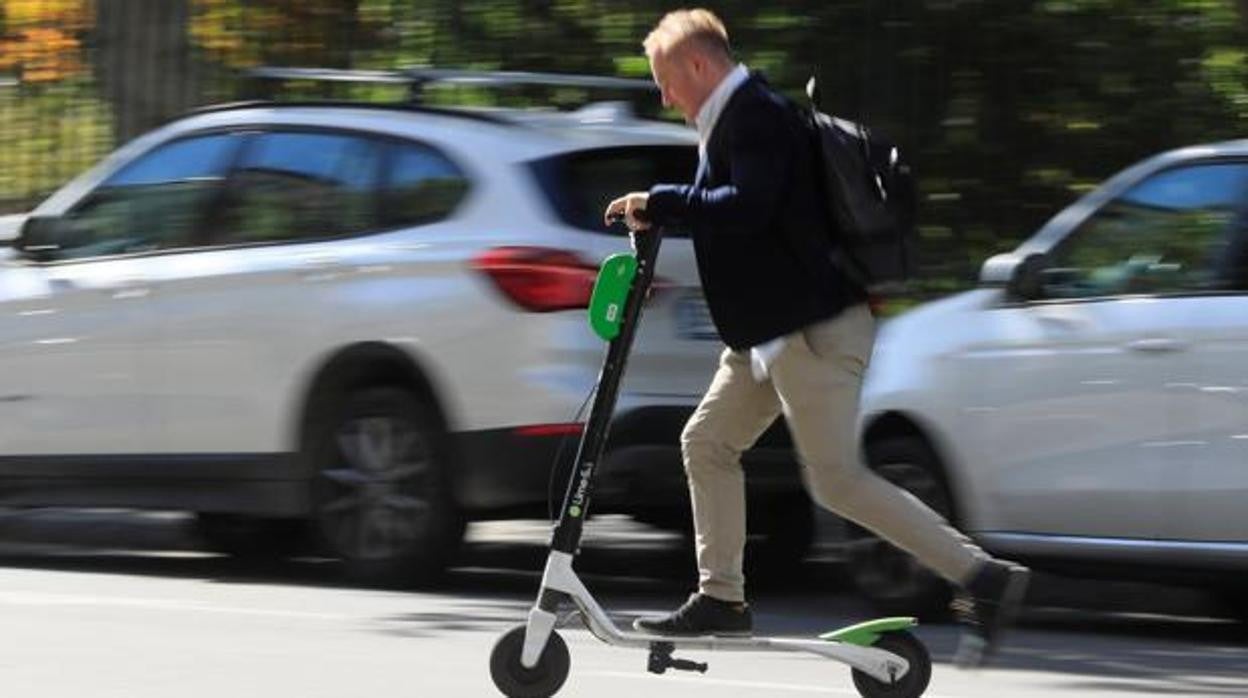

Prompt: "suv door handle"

[112,277,151,300]
[51,276,150,299]
[297,254,343,280]
[1033,307,1091,331]
[299,254,340,268]
[112,286,150,300]
[1126,337,1187,353]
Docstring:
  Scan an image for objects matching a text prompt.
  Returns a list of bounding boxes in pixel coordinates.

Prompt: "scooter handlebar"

[606,208,650,225]
[606,210,663,262]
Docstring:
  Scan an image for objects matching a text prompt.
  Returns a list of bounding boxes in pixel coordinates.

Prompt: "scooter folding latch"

[556,609,583,628]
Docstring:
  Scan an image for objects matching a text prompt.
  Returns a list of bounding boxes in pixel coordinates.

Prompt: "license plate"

[674,291,719,341]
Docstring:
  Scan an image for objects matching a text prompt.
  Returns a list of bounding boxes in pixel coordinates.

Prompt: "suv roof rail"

[244,66,655,105]
[184,98,516,126]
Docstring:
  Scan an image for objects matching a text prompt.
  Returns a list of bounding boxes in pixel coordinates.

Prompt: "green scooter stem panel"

[819,617,917,646]
[588,253,638,341]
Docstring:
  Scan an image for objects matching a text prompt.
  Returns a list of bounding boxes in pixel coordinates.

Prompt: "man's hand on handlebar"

[605,192,651,232]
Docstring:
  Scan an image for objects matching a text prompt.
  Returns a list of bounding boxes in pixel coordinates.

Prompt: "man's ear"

[689,52,708,78]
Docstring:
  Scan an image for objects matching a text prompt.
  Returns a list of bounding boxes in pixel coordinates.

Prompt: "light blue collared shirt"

[694,63,750,158]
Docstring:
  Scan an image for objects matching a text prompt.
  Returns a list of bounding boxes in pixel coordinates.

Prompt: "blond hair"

[643,8,731,60]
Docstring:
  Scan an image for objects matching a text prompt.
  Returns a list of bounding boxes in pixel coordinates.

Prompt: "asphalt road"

[0,510,1244,697]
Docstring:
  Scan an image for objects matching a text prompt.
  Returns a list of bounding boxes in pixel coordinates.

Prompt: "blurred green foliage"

[0,0,1244,304]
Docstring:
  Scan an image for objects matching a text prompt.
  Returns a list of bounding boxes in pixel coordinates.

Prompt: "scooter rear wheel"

[851,631,932,698]
[490,624,571,698]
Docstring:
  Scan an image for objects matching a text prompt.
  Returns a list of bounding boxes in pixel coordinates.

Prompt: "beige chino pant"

[681,303,988,603]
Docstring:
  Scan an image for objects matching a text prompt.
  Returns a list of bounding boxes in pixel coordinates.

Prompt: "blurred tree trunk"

[93,0,197,145]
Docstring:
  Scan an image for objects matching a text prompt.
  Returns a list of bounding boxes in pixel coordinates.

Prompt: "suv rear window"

[530,145,698,236]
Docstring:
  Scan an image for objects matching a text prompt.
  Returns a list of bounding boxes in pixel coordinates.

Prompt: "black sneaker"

[633,593,753,637]
[953,560,1031,668]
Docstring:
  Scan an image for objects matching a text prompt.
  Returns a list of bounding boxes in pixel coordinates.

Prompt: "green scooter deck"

[820,617,918,646]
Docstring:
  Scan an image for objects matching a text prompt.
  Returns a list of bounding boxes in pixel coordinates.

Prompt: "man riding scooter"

[605,7,1030,668]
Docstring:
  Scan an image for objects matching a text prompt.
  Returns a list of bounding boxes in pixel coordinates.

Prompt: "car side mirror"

[980,251,1049,301]
[16,215,67,262]
[0,213,28,246]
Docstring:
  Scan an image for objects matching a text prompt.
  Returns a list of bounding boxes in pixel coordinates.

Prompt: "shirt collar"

[694,64,750,146]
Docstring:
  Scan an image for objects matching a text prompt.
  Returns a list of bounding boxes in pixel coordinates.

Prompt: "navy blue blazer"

[646,73,865,350]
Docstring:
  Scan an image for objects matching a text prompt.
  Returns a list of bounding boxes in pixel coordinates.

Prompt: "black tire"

[193,513,308,560]
[309,386,464,587]
[852,631,932,698]
[489,624,571,698]
[846,437,955,618]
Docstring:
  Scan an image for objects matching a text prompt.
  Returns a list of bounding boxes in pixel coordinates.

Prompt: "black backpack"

[796,78,918,293]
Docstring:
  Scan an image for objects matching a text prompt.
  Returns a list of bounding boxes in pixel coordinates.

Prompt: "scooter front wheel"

[851,631,932,698]
[490,624,571,698]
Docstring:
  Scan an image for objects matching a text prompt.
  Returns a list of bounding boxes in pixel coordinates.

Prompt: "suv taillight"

[472,246,598,312]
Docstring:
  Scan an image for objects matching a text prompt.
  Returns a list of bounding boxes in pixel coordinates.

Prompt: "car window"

[1043,162,1248,299]
[56,133,241,260]
[528,145,699,237]
[211,131,382,244]
[380,141,470,228]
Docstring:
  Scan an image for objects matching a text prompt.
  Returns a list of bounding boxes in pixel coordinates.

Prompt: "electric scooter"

[489,220,933,698]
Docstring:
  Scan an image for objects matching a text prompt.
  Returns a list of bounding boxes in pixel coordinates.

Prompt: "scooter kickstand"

[647,641,709,675]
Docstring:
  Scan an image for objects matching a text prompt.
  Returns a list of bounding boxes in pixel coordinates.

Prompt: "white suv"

[0,80,813,583]
[849,140,1248,617]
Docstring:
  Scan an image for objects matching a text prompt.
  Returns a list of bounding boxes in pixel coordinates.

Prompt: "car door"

[1102,162,1248,549]
[0,133,240,461]
[136,128,388,455]
[958,298,1168,540]
[968,159,1248,547]
[0,250,148,457]
[957,178,1225,540]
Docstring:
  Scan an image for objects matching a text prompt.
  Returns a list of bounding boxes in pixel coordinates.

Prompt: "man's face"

[650,48,706,124]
